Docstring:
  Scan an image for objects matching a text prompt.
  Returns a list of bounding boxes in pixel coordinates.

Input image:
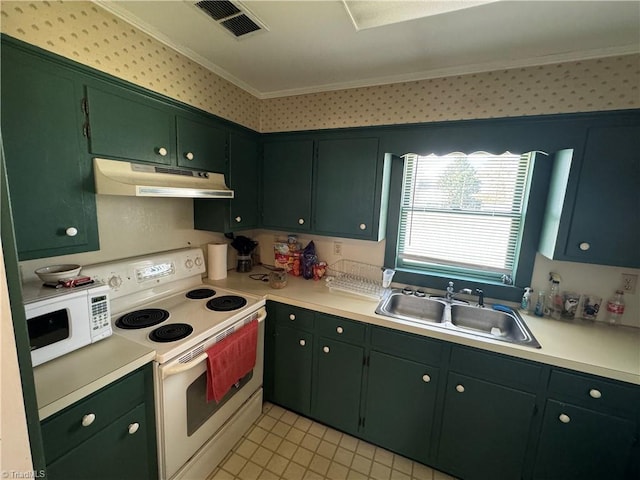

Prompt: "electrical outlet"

[621,273,638,294]
[333,242,342,256]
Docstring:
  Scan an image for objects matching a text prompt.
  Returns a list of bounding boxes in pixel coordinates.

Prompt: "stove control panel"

[83,248,206,300]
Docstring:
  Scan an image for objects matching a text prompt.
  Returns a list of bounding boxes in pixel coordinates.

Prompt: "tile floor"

[207,402,457,480]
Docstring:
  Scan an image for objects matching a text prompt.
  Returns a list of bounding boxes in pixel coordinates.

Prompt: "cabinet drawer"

[276,304,314,330]
[371,326,444,366]
[316,314,366,343]
[42,368,147,463]
[548,369,640,416]
[449,346,542,392]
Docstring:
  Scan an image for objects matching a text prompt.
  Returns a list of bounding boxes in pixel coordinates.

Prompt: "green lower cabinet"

[436,372,536,480]
[532,400,637,480]
[41,365,157,480]
[272,325,314,416]
[46,404,151,480]
[313,337,364,435]
[362,351,438,464]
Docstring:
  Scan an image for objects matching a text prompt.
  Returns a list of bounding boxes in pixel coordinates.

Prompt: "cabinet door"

[313,337,364,435]
[176,115,227,172]
[228,131,260,229]
[272,325,313,416]
[437,372,536,480]
[87,84,174,165]
[363,351,438,463]
[564,125,640,267]
[314,138,380,238]
[262,140,313,230]
[46,404,154,480]
[533,400,637,480]
[1,46,99,260]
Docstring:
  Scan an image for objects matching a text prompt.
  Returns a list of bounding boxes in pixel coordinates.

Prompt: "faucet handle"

[475,289,485,307]
[459,288,472,295]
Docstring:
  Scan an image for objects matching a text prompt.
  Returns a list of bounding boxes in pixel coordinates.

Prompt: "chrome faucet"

[476,289,485,307]
[445,281,455,302]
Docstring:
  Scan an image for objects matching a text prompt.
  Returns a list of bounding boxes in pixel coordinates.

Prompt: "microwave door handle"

[161,352,208,379]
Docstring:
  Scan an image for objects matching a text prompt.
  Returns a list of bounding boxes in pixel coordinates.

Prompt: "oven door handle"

[162,353,209,379]
[161,307,266,379]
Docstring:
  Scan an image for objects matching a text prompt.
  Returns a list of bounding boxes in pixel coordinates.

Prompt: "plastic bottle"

[521,287,533,312]
[546,280,561,319]
[534,291,545,317]
[605,290,625,325]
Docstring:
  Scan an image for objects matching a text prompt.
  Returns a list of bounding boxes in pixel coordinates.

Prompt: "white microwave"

[23,282,112,367]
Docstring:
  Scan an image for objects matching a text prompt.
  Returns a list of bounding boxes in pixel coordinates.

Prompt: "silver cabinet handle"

[128,423,140,435]
[82,413,96,427]
[65,227,78,237]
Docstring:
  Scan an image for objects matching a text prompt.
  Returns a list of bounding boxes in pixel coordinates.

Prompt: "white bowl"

[35,264,82,283]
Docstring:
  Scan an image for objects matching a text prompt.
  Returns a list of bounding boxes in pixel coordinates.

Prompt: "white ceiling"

[95,1,640,99]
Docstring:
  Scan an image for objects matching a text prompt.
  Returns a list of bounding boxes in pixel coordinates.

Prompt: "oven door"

[156,309,265,480]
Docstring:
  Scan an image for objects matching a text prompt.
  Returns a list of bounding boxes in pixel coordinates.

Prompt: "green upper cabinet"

[194,130,260,232]
[262,139,314,231]
[261,135,390,240]
[86,82,231,173]
[313,137,386,239]
[176,115,227,172]
[539,118,640,268]
[1,42,99,260]
[86,83,176,165]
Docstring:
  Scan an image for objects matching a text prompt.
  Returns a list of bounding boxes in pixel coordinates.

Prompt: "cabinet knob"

[65,227,78,237]
[235,216,242,223]
[323,346,330,353]
[455,384,465,393]
[589,388,602,399]
[359,223,367,230]
[298,218,305,225]
[157,147,168,157]
[185,152,194,161]
[422,374,431,383]
[559,413,571,424]
[579,242,590,251]
[81,413,96,427]
[299,339,306,346]
[336,326,344,334]
[289,314,296,321]
[128,422,140,435]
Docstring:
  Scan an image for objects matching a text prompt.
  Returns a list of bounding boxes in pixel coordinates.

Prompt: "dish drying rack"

[326,259,385,299]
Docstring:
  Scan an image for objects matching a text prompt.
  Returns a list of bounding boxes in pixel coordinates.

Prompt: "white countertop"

[206,268,640,386]
[33,335,155,420]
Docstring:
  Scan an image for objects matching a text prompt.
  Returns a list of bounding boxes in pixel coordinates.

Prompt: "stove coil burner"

[149,323,194,343]
[206,295,247,312]
[186,288,216,299]
[116,308,170,329]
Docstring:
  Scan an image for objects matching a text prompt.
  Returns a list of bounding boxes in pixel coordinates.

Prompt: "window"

[396,151,533,283]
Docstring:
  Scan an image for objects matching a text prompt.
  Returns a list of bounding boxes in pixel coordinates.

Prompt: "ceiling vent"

[195,0,266,39]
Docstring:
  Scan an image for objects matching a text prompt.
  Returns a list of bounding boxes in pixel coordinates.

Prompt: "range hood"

[93,158,234,198]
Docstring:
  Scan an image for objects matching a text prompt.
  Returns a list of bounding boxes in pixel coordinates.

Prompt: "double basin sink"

[375,289,541,349]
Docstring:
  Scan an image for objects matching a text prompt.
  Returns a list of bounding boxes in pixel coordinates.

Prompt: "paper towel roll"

[207,243,228,280]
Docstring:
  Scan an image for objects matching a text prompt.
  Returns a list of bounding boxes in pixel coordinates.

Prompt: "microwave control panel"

[89,286,112,341]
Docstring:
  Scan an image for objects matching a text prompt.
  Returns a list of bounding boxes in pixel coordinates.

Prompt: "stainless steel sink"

[375,289,541,348]
[450,304,541,348]
[375,291,445,323]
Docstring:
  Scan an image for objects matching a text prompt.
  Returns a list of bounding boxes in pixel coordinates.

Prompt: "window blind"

[398,152,532,278]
